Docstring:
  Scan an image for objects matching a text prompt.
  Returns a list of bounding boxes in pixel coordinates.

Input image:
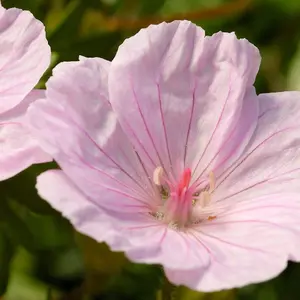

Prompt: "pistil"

[151,166,217,228]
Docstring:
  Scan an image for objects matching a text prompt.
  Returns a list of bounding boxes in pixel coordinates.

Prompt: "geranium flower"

[0,3,51,180]
[29,21,300,291]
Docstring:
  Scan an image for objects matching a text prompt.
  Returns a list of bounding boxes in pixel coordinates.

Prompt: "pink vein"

[156,83,173,173]
[121,117,157,167]
[75,154,149,201]
[200,219,300,236]
[221,204,300,218]
[192,107,241,189]
[125,223,164,231]
[0,121,21,127]
[215,126,299,191]
[130,77,167,171]
[184,84,196,167]
[216,167,300,202]
[192,74,233,178]
[66,115,144,191]
[193,228,270,254]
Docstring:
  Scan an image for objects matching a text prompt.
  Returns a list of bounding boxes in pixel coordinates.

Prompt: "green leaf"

[6,249,61,300]
[0,164,55,215]
[0,230,16,295]
[161,0,224,15]
[177,286,236,300]
[0,185,75,252]
[57,31,122,62]
[76,233,127,294]
[0,198,35,251]
[2,0,44,16]
[138,0,167,16]
[102,263,163,300]
[48,0,88,51]
[34,247,85,292]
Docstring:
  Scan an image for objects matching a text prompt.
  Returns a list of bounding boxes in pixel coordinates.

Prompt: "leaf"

[0,186,76,252]
[76,234,127,274]
[287,40,300,91]
[35,247,85,291]
[5,249,61,300]
[0,230,16,296]
[0,164,55,215]
[2,0,44,16]
[48,0,88,51]
[102,263,163,300]
[160,0,224,15]
[138,0,167,16]
[57,31,122,62]
[0,198,35,251]
[75,233,127,294]
[177,286,236,300]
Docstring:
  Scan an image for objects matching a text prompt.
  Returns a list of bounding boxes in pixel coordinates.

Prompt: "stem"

[161,276,177,300]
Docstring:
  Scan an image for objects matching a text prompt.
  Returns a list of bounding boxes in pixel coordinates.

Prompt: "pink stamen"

[162,168,193,226]
[177,168,192,196]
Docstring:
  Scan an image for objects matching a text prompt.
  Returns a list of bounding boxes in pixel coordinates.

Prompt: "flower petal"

[0,5,50,113]
[38,167,211,270]
[215,91,300,204]
[123,223,211,270]
[36,170,129,250]
[37,170,206,270]
[165,193,300,291]
[164,92,300,291]
[0,90,51,180]
[109,21,260,182]
[28,58,156,212]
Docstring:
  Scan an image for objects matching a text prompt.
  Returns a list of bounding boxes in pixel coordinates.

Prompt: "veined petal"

[36,170,130,250]
[0,5,50,113]
[165,193,300,291]
[28,58,156,212]
[109,21,260,183]
[37,170,207,270]
[0,90,51,180]
[124,224,210,270]
[215,91,300,203]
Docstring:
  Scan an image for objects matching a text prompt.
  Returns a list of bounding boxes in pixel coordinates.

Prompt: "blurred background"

[1,0,300,299]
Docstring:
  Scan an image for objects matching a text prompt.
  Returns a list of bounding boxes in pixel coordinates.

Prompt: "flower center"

[151,166,216,229]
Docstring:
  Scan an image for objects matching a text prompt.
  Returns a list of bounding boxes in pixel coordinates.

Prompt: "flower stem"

[161,276,177,300]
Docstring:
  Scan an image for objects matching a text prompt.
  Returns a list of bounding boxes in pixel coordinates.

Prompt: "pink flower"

[29,21,300,291]
[0,3,51,180]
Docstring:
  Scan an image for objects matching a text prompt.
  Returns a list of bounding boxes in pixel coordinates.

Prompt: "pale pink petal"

[0,90,51,180]
[165,193,300,291]
[109,21,260,182]
[37,168,210,270]
[0,5,50,113]
[37,170,171,263]
[122,222,210,270]
[36,170,130,250]
[215,91,300,204]
[28,58,156,212]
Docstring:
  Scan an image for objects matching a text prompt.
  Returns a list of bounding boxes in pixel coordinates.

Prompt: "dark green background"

[1,0,300,299]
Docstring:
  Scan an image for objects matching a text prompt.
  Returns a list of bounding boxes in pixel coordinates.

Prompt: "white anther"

[209,171,216,193]
[198,191,211,207]
[153,166,164,186]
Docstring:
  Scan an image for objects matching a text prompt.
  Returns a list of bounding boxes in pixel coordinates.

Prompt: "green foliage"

[0,230,16,295]
[2,0,300,299]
